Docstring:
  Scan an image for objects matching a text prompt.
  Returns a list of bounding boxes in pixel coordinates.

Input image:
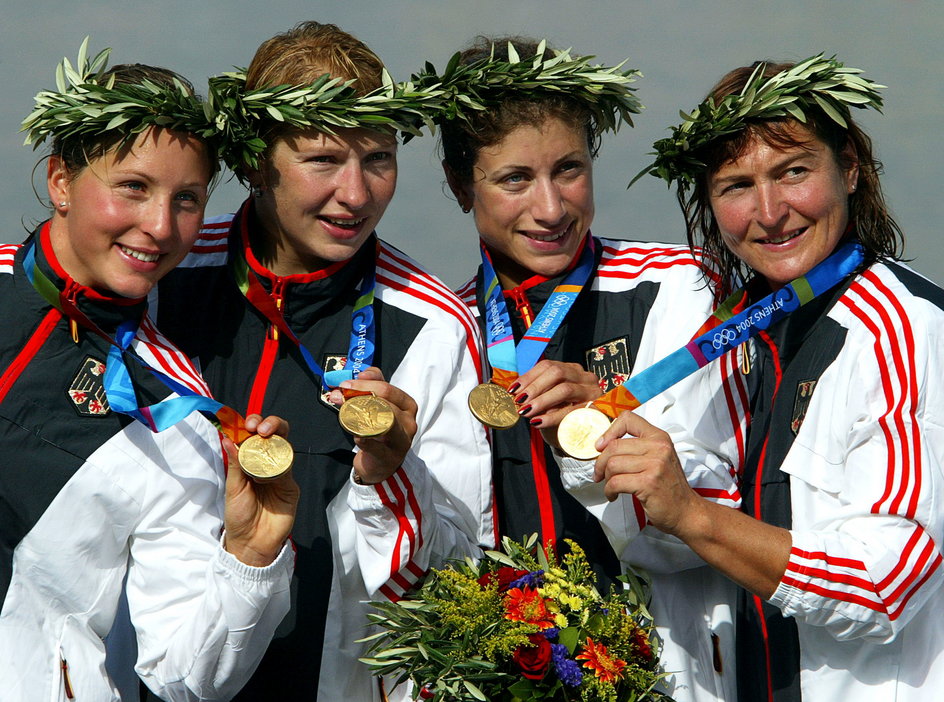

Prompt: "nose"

[335,162,370,210]
[531,177,566,226]
[756,183,788,228]
[143,197,175,241]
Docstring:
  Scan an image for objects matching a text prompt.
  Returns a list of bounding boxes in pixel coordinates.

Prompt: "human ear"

[442,161,472,213]
[47,155,72,211]
[839,140,860,194]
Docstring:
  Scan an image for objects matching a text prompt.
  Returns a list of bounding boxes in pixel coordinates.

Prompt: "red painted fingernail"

[515,393,529,404]
[529,417,542,427]
[508,382,520,394]
[518,404,532,415]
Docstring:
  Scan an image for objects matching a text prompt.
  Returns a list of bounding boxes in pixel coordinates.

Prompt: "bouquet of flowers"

[360,534,671,702]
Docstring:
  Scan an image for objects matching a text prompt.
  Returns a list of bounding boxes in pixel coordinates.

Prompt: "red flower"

[478,566,529,591]
[575,638,627,683]
[513,633,552,680]
[418,686,434,699]
[633,626,653,660]
[504,587,557,629]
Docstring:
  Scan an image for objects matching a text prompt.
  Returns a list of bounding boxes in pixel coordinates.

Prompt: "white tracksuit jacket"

[0,233,294,702]
[719,260,944,702]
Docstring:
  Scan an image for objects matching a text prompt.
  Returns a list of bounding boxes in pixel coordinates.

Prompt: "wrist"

[352,466,399,485]
[223,534,279,567]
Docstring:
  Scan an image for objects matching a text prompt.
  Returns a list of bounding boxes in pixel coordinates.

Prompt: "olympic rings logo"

[712,328,737,349]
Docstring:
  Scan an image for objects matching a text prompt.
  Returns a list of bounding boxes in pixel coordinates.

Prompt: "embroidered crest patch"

[791,380,818,435]
[585,336,634,393]
[68,356,110,417]
[319,353,348,409]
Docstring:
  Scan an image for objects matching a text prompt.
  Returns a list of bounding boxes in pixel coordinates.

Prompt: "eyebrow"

[711,150,817,187]
[486,151,588,176]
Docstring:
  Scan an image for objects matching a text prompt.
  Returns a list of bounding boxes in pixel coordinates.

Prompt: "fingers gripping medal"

[238,434,295,481]
[557,404,613,460]
[474,241,596,429]
[468,382,519,429]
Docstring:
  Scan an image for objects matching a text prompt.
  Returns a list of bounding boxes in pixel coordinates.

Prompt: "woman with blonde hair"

[0,42,297,701]
[154,21,492,700]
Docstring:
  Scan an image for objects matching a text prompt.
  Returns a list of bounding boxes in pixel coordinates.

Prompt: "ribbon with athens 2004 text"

[590,240,865,419]
[480,236,596,389]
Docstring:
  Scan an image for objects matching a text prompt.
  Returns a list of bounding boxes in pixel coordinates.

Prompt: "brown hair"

[245,21,383,93]
[439,36,600,186]
[683,61,903,289]
[51,64,217,179]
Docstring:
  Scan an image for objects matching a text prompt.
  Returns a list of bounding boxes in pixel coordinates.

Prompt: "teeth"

[325,217,366,229]
[528,228,568,242]
[766,229,803,245]
[120,246,159,263]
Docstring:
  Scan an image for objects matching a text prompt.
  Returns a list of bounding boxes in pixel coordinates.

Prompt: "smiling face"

[250,127,397,275]
[707,124,859,289]
[450,117,595,289]
[47,127,211,299]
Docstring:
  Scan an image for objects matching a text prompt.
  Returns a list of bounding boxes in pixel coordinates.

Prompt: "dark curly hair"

[439,36,601,188]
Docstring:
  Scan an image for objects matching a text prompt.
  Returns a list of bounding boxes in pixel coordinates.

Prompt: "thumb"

[595,410,655,451]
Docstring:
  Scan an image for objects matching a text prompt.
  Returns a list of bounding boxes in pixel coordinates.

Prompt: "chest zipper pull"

[62,281,82,344]
[507,286,534,327]
[270,280,286,342]
[60,656,75,699]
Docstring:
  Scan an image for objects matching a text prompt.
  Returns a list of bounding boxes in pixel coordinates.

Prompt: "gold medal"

[238,434,294,481]
[339,393,396,437]
[468,382,519,429]
[557,406,612,460]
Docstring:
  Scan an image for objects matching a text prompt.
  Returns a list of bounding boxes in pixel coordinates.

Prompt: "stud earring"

[252,186,264,198]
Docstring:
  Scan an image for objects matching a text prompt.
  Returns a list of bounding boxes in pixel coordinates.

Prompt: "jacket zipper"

[506,285,534,327]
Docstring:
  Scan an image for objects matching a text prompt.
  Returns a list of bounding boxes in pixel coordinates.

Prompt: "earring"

[460,205,471,214]
[252,186,264,198]
[57,201,68,210]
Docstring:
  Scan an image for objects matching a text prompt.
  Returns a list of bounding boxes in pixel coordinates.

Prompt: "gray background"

[3,0,941,288]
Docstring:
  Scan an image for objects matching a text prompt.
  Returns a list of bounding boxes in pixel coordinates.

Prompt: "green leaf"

[462,680,488,700]
[558,626,580,653]
[812,93,848,127]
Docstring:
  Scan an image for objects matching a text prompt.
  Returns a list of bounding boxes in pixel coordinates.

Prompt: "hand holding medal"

[471,241,596,430]
[333,367,419,485]
[222,413,300,567]
[558,241,867,459]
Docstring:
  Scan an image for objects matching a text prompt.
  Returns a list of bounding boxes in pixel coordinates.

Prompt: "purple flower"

[508,570,545,590]
[551,643,583,687]
[543,627,560,640]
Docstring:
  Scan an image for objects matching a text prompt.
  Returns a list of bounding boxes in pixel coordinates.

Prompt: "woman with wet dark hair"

[599,55,944,701]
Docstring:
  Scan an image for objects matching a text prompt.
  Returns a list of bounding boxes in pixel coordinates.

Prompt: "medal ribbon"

[23,230,251,441]
[590,241,865,419]
[230,206,377,391]
[480,237,596,388]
